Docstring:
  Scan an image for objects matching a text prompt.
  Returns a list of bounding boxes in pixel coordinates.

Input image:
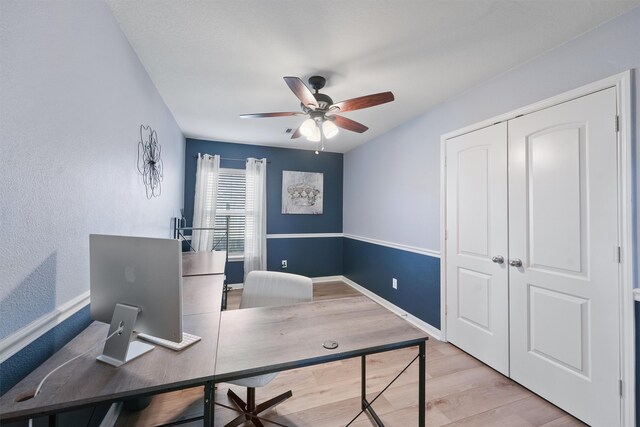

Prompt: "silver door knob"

[509,258,523,267]
[491,255,504,264]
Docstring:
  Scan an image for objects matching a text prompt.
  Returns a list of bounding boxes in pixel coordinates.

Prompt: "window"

[214,168,245,256]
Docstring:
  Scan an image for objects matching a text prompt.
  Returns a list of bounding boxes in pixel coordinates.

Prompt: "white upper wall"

[0,0,185,339]
[344,6,640,253]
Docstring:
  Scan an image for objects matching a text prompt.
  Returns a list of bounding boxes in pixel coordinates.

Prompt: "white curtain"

[244,158,267,279]
[191,154,220,252]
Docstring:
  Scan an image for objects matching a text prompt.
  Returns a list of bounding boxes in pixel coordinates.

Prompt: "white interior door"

[445,122,509,375]
[508,88,620,426]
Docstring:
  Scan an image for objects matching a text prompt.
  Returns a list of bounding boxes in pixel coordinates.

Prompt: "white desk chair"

[225,270,313,427]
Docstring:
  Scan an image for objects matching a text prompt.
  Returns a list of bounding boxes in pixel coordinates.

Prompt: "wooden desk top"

[183,275,224,316]
[0,277,224,422]
[214,296,428,382]
[182,251,226,277]
[1,281,428,423]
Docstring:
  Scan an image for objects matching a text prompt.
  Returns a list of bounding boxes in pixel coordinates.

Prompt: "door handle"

[509,258,523,267]
[491,255,504,264]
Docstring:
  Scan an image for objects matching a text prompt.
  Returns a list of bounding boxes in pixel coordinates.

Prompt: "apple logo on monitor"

[125,266,136,283]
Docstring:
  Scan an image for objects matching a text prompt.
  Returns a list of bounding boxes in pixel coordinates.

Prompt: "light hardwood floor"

[116,281,585,426]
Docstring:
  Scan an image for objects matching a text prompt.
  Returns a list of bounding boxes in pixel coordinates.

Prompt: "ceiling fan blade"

[290,125,302,139]
[332,115,369,133]
[240,112,303,118]
[332,91,394,113]
[283,77,318,109]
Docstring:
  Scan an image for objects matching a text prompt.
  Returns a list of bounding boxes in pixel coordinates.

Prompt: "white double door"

[445,88,620,426]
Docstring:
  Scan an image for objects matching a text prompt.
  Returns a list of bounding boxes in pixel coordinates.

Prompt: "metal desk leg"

[361,355,366,411]
[361,355,385,426]
[204,381,214,427]
[222,283,228,310]
[419,341,426,427]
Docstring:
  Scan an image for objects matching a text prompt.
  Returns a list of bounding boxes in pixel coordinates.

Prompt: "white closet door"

[508,88,620,426]
[445,122,509,375]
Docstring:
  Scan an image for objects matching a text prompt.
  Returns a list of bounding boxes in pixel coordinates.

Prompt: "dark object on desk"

[322,340,339,350]
[122,395,152,412]
[225,271,313,427]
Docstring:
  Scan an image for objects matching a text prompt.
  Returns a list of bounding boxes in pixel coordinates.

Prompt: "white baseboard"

[340,276,442,341]
[227,282,244,290]
[312,275,344,283]
[0,291,91,363]
[227,275,344,290]
[99,402,123,427]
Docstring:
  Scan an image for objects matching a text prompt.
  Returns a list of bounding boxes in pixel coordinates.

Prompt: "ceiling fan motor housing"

[312,92,333,109]
[308,75,326,91]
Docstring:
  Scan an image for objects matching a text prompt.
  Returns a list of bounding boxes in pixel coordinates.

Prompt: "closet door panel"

[445,122,509,376]
[508,87,620,426]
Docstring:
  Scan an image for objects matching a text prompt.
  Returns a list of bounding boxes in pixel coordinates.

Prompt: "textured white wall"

[0,0,185,338]
[344,6,640,253]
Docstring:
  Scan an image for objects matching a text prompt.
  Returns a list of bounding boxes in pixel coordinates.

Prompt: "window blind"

[214,168,245,255]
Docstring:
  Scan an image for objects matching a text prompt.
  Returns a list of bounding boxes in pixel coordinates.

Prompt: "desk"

[1,280,428,426]
[182,251,226,277]
[215,296,428,425]
[0,275,225,424]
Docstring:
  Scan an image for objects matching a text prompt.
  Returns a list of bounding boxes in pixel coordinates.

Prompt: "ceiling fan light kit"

[240,75,395,152]
[308,124,321,143]
[322,120,339,139]
[299,118,316,137]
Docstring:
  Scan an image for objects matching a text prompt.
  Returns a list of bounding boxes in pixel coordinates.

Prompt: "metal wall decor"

[137,124,163,199]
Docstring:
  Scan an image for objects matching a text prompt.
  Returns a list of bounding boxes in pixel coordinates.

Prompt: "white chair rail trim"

[343,234,441,258]
[0,291,90,363]
[266,233,343,239]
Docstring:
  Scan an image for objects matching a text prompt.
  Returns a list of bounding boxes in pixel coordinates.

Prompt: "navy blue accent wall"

[0,306,91,396]
[184,139,343,234]
[225,261,245,285]
[343,238,441,328]
[267,237,343,278]
[184,139,343,281]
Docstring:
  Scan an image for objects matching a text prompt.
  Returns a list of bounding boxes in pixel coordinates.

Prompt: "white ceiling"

[107,0,639,153]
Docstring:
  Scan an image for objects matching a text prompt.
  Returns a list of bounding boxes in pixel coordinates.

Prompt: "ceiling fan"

[240,76,394,152]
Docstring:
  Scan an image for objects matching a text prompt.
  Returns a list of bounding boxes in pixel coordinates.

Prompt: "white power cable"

[34,325,123,397]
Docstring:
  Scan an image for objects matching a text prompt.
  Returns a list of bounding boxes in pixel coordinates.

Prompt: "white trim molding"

[341,276,442,341]
[343,234,441,258]
[227,282,244,290]
[312,275,344,283]
[266,233,343,239]
[0,291,91,363]
[440,70,634,426]
[228,276,348,290]
[616,70,635,427]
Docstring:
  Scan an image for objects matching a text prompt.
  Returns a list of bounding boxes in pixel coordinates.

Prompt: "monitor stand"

[97,303,154,367]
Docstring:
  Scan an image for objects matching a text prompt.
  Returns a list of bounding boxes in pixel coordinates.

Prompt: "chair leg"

[254,390,293,414]
[224,413,250,427]
[246,387,256,415]
[224,387,293,427]
[227,389,247,413]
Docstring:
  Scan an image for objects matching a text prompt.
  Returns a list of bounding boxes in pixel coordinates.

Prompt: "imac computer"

[90,234,183,367]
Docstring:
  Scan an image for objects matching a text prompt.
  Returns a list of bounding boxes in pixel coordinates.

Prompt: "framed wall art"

[282,171,323,215]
